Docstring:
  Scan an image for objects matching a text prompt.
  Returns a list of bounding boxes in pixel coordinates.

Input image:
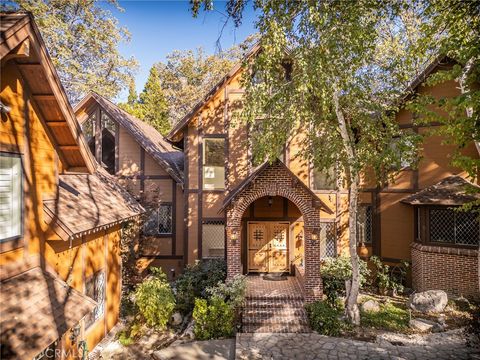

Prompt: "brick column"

[304,226,322,303]
[226,224,242,279]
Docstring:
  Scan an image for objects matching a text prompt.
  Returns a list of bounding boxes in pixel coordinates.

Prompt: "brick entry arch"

[223,160,326,302]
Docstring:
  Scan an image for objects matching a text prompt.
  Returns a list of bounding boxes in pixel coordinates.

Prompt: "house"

[0,12,143,359]
[74,92,185,280]
[164,47,479,300]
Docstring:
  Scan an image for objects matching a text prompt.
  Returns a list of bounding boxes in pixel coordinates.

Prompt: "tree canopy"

[7,0,138,104]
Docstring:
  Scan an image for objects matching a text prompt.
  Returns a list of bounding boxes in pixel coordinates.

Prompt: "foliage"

[361,301,409,332]
[5,0,138,104]
[205,274,247,309]
[120,220,141,290]
[370,256,409,295]
[174,259,227,314]
[134,268,175,329]
[193,296,235,340]
[465,304,480,348]
[321,256,370,308]
[117,322,143,346]
[305,301,349,337]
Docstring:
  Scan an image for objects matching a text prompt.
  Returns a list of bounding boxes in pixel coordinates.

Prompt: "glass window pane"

[85,270,105,329]
[312,167,336,190]
[0,154,22,241]
[455,211,479,246]
[82,113,96,142]
[158,204,172,234]
[143,208,159,236]
[429,209,455,243]
[202,222,225,258]
[320,222,336,258]
[101,110,116,135]
[356,205,373,244]
[203,138,225,190]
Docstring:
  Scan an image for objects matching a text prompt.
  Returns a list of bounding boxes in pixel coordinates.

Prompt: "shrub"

[361,301,409,332]
[321,256,370,308]
[193,296,235,340]
[206,275,247,309]
[134,267,175,329]
[370,256,409,295]
[305,301,347,336]
[174,258,227,314]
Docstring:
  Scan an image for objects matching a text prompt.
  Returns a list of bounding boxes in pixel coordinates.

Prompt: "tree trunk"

[333,90,361,325]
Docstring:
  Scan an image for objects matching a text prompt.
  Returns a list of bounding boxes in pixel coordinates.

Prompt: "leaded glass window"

[202,221,225,258]
[429,208,479,246]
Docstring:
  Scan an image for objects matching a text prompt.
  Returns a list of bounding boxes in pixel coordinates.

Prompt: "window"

[429,208,479,246]
[357,205,373,245]
[82,113,95,143]
[202,221,225,258]
[390,136,416,170]
[203,138,225,190]
[0,153,22,241]
[312,166,337,190]
[143,204,172,235]
[85,270,105,329]
[320,222,337,258]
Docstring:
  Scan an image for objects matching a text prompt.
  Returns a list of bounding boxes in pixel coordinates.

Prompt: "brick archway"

[222,160,326,302]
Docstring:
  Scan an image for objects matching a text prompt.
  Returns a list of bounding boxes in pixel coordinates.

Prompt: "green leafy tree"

[192,0,423,325]
[7,0,138,104]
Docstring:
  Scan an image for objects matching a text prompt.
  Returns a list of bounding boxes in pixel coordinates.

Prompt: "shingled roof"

[402,175,480,206]
[75,92,184,184]
[0,266,96,359]
[44,169,144,240]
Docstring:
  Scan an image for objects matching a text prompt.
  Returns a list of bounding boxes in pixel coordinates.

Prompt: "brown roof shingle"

[401,175,480,206]
[44,169,144,240]
[0,267,96,359]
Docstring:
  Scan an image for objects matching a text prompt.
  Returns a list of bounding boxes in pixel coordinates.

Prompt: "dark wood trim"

[172,181,176,255]
[140,147,145,193]
[198,125,203,259]
[119,174,172,180]
[150,234,173,238]
[202,217,226,223]
[140,255,184,260]
[242,219,248,274]
[203,133,227,139]
[373,189,381,257]
[95,106,102,163]
[187,189,199,193]
[202,189,226,193]
[114,121,120,173]
[183,128,189,266]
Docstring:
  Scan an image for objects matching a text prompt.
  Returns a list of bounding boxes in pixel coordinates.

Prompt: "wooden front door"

[248,222,289,273]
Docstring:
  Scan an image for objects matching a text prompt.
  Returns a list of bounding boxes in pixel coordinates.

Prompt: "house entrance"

[248,222,289,273]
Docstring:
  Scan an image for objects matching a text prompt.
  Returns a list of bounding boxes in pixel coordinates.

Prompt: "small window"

[203,138,225,190]
[101,110,116,135]
[85,270,105,329]
[82,114,95,143]
[0,153,22,241]
[312,166,336,190]
[320,222,337,258]
[143,204,172,235]
[202,221,225,258]
[390,136,416,170]
[429,208,479,246]
[357,205,373,245]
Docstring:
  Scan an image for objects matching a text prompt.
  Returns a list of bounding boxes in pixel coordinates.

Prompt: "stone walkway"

[236,331,480,360]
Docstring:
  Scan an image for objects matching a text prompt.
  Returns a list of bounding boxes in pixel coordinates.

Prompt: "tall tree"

[8,0,138,104]
[192,0,422,324]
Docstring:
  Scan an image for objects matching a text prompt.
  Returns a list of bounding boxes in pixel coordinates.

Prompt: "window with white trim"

[202,221,225,258]
[85,270,105,329]
[203,138,225,190]
[0,153,22,241]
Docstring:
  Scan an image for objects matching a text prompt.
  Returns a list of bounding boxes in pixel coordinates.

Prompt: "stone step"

[243,307,307,318]
[241,323,311,333]
[244,299,305,308]
[246,295,304,301]
[242,315,309,326]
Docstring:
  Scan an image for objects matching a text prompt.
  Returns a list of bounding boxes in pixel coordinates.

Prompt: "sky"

[104,1,259,101]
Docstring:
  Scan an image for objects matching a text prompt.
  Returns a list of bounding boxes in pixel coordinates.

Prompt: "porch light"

[268,196,273,206]
[230,231,239,241]
[311,232,318,241]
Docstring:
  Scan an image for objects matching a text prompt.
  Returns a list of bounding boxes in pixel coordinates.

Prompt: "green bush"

[206,275,247,309]
[193,296,235,340]
[305,301,347,336]
[361,301,409,332]
[321,256,370,308]
[174,259,227,314]
[134,268,175,329]
[370,256,409,295]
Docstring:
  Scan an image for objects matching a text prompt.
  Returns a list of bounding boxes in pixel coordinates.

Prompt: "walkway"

[242,275,310,333]
[235,331,479,360]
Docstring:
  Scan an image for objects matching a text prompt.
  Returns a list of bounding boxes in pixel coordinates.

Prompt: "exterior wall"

[411,243,479,299]
[0,60,123,357]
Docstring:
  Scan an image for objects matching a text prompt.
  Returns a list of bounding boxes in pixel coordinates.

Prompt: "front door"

[248,222,289,273]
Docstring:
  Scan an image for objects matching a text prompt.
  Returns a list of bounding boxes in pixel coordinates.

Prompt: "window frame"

[0,152,23,245]
[202,136,226,191]
[416,206,479,248]
[319,221,337,259]
[158,203,173,235]
[310,164,338,191]
[356,204,373,246]
[84,269,105,330]
[143,203,173,237]
[201,220,226,259]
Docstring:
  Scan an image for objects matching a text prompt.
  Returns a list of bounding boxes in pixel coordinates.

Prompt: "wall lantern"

[230,231,239,241]
[311,232,319,241]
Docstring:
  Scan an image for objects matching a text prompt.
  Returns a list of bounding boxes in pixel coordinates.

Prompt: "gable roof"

[401,175,480,206]
[0,12,95,172]
[167,42,262,141]
[220,158,332,214]
[75,92,184,184]
[43,168,144,241]
[0,266,96,359]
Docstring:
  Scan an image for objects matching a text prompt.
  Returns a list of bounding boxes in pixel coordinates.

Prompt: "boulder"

[408,290,448,313]
[409,318,437,332]
[170,312,183,326]
[361,299,381,313]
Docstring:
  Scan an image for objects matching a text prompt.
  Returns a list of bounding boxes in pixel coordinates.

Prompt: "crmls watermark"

[34,348,83,359]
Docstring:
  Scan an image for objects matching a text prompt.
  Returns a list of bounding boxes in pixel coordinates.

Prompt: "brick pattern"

[411,242,479,299]
[226,161,323,302]
[242,276,311,333]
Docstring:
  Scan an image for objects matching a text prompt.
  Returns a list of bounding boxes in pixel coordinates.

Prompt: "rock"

[409,318,437,332]
[183,320,195,340]
[408,290,448,313]
[171,312,183,326]
[361,300,381,313]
